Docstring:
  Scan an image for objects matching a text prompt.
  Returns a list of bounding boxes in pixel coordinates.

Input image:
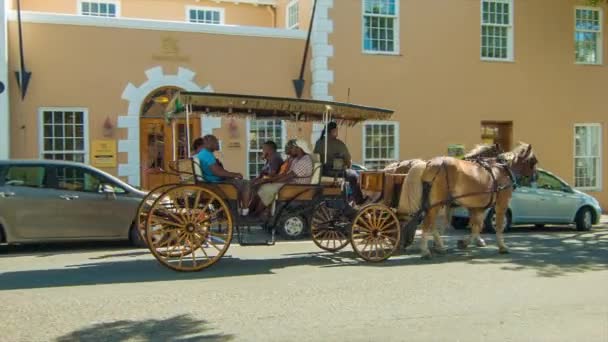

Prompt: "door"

[534,171,581,223]
[0,164,62,240]
[140,117,201,190]
[481,121,513,152]
[49,165,138,238]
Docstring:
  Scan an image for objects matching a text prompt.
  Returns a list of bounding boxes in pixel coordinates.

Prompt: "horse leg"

[431,207,447,255]
[458,208,483,250]
[419,210,436,260]
[494,204,509,254]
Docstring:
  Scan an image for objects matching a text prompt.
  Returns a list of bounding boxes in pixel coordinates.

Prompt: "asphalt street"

[1,224,607,342]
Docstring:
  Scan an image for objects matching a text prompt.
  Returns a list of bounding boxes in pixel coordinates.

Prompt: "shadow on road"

[55,314,233,342]
[0,228,606,290]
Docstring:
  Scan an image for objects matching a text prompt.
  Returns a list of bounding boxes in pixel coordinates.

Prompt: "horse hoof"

[420,253,432,260]
[456,240,468,250]
[432,247,447,255]
[498,248,510,254]
[476,240,487,248]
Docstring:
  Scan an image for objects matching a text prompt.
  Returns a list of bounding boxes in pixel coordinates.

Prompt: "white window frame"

[574,7,603,65]
[246,119,287,180]
[361,0,400,55]
[186,6,225,25]
[286,0,300,29]
[480,0,514,62]
[78,0,121,17]
[362,121,400,170]
[573,123,602,191]
[38,107,90,164]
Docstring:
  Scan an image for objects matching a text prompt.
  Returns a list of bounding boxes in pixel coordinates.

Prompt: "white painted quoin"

[118,66,212,187]
[310,0,334,101]
[0,0,9,159]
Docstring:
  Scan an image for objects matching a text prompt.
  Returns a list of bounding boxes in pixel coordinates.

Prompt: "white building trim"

[310,0,334,101]
[7,11,307,40]
[118,66,213,187]
[0,0,8,159]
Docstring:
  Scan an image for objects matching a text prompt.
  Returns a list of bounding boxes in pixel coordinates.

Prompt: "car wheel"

[575,207,594,231]
[129,224,147,248]
[451,217,469,230]
[484,209,512,233]
[279,215,307,240]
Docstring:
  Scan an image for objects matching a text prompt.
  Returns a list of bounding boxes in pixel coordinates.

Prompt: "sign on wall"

[447,144,465,159]
[91,140,117,168]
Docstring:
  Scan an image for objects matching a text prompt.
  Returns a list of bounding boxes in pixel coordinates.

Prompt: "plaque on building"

[152,35,189,62]
[91,140,117,168]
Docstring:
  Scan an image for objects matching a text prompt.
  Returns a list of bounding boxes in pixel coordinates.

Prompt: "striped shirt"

[289,154,313,184]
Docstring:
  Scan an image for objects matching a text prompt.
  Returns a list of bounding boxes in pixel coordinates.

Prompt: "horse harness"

[422,157,517,213]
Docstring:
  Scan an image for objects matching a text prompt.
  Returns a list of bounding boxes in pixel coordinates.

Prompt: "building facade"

[1,0,606,209]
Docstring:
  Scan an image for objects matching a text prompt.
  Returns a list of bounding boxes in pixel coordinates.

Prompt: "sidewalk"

[602,215,608,224]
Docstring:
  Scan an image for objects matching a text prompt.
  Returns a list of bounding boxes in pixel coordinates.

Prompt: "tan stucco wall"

[328,0,608,208]
[7,21,310,178]
[17,0,274,27]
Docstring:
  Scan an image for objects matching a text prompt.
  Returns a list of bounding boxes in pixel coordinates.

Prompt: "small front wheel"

[311,202,350,252]
[351,204,400,262]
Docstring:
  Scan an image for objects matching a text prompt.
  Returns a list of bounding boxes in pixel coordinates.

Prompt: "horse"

[382,143,504,234]
[395,142,538,259]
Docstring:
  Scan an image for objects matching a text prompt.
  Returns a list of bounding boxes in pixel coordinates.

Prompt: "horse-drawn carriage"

[138,92,538,272]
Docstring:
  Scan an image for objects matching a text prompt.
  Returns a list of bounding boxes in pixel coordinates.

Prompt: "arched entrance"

[139,86,202,190]
[117,66,213,188]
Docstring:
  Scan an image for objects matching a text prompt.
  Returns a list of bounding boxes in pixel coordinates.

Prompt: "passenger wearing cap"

[251,139,314,215]
[314,122,367,205]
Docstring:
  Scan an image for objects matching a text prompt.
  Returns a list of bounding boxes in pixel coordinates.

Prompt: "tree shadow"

[55,314,233,342]
[0,241,135,259]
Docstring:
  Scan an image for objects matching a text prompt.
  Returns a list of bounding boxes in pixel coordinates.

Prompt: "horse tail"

[397,160,427,215]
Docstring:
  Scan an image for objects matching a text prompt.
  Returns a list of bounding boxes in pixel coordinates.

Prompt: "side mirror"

[562,185,573,193]
[101,184,115,194]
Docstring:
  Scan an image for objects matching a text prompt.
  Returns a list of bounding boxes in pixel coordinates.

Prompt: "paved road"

[1,225,607,342]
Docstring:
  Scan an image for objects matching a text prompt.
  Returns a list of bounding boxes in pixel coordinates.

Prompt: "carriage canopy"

[164,91,394,125]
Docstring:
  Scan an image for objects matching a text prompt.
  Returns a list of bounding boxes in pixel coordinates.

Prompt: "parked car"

[451,168,602,232]
[0,160,147,246]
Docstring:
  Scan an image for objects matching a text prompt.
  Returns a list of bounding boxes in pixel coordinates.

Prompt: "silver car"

[452,168,603,232]
[0,160,147,246]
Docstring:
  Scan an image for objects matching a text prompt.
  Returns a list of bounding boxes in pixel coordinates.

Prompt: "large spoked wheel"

[137,184,182,255]
[350,204,401,262]
[146,185,233,272]
[311,202,350,252]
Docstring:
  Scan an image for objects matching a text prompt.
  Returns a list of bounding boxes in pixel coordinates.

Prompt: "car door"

[535,171,580,223]
[0,164,68,240]
[509,176,539,224]
[50,165,137,238]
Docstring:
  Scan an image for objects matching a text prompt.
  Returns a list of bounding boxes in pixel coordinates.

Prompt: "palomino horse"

[395,143,538,259]
[383,143,504,234]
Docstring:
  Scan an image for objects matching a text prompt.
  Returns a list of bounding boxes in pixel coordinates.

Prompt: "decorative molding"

[7,11,307,40]
[310,0,334,101]
[117,66,212,186]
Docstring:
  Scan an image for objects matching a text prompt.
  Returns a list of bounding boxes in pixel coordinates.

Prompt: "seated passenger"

[253,139,313,215]
[313,122,367,205]
[255,141,284,182]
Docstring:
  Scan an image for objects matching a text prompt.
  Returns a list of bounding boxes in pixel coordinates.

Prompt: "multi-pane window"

[188,7,224,25]
[481,0,513,60]
[574,124,602,190]
[362,0,399,53]
[80,1,118,17]
[287,0,299,29]
[248,120,284,179]
[40,109,87,163]
[575,8,602,64]
[363,122,398,170]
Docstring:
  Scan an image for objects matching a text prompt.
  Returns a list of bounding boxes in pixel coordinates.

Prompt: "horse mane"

[464,144,499,159]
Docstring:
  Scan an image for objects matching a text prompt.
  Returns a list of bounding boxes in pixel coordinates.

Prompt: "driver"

[313,122,366,205]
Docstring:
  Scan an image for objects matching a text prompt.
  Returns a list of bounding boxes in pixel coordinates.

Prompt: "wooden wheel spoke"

[356,217,374,232]
[156,207,185,225]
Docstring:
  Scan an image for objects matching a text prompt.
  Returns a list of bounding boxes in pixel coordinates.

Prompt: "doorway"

[481,121,513,152]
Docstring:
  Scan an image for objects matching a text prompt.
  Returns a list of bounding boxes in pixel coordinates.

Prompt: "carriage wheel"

[137,184,189,257]
[311,202,350,252]
[146,185,233,272]
[350,204,401,262]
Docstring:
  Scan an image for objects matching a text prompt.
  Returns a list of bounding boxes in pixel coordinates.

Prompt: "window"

[363,122,399,170]
[574,124,602,190]
[362,0,399,54]
[80,1,118,17]
[536,172,566,192]
[40,109,88,163]
[575,8,602,64]
[287,0,299,29]
[248,120,285,179]
[187,6,224,25]
[481,0,513,60]
[4,166,46,188]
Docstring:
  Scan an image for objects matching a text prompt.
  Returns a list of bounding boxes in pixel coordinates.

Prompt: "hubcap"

[584,211,592,227]
[284,217,304,236]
